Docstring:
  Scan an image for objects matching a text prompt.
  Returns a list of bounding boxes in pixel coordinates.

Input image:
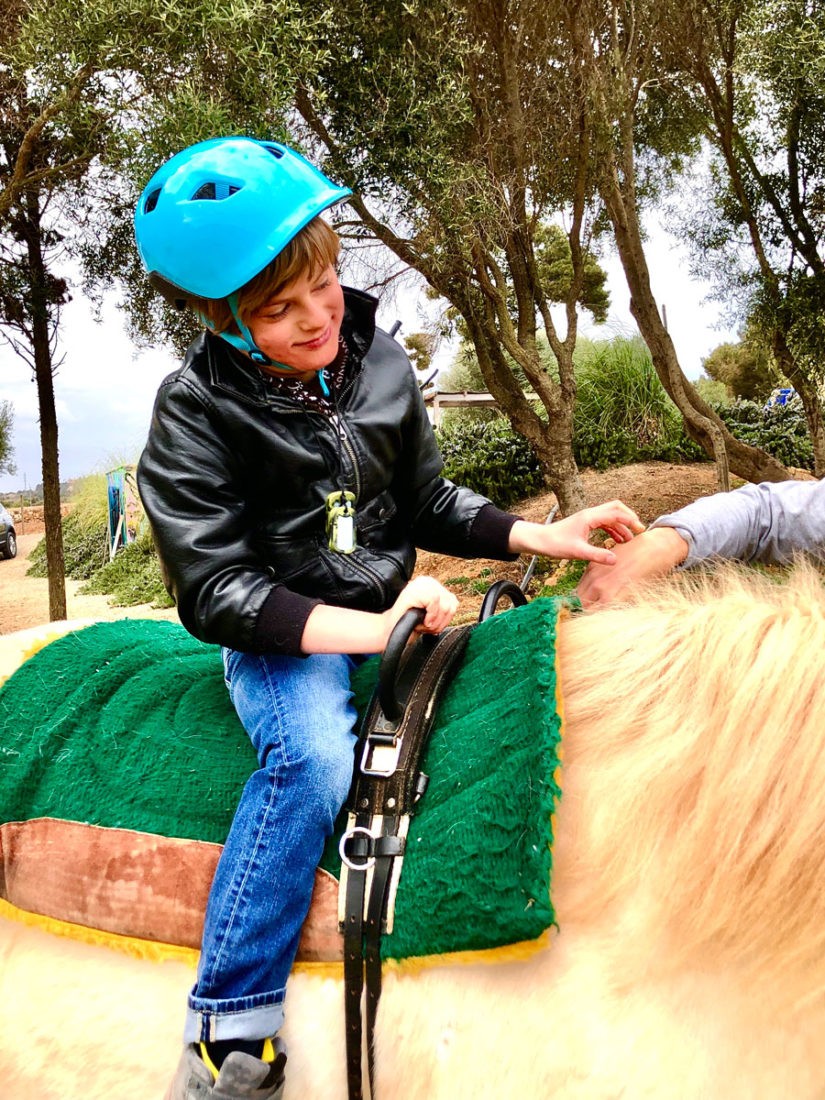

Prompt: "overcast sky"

[0,220,738,495]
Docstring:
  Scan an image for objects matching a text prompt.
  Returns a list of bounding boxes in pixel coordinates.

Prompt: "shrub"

[80,531,174,607]
[26,474,109,580]
[715,399,815,471]
[27,472,173,606]
[437,418,545,508]
[694,377,731,406]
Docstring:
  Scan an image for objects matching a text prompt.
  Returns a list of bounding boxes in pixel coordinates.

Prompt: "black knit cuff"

[467,504,521,561]
[253,585,324,655]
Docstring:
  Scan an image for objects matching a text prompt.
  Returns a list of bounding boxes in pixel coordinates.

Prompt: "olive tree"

[293,0,616,513]
[575,0,788,490]
[1,0,326,617]
[663,0,825,473]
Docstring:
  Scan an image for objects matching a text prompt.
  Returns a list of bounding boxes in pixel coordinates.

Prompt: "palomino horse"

[1,566,824,1099]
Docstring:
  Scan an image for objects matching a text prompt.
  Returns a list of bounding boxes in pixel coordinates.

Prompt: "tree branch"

[0,62,95,219]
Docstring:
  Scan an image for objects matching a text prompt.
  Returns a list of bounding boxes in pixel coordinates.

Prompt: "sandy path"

[1,532,179,636]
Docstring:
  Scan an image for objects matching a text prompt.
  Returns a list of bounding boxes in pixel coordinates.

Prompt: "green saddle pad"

[0,600,565,959]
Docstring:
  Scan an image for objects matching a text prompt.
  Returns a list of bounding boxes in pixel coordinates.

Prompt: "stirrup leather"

[340,612,473,1100]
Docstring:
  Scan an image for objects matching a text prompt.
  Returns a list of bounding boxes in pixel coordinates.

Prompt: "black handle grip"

[478,580,528,623]
[378,607,426,721]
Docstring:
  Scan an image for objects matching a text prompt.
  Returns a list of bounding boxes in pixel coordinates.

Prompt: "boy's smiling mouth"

[295,327,332,350]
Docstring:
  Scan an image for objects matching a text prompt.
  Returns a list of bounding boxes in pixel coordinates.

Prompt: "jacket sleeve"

[137,373,321,652]
[650,479,825,567]
[391,364,519,560]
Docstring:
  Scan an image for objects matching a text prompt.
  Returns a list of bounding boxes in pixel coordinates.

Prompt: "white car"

[0,504,17,559]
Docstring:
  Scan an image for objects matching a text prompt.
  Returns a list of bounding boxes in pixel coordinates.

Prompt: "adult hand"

[577,526,690,606]
[382,575,459,643]
[508,500,645,565]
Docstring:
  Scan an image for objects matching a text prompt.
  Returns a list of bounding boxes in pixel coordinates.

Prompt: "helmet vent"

[191,182,242,201]
[143,188,161,214]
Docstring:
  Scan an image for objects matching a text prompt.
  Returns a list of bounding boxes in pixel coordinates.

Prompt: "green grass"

[572,337,702,469]
[80,533,174,607]
[26,474,110,580]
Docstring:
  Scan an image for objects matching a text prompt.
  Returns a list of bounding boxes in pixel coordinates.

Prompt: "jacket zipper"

[264,390,361,499]
[263,382,397,606]
[329,413,362,500]
[339,549,390,604]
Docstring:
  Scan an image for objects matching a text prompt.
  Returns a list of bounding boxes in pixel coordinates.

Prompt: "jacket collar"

[340,286,378,361]
[202,287,378,406]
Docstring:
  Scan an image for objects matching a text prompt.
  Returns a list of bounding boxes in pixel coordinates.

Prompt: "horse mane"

[554,563,825,1003]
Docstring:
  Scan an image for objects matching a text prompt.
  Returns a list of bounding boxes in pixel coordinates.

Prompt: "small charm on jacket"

[326,490,357,554]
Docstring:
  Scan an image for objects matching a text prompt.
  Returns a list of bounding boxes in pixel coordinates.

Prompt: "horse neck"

[551,570,825,1007]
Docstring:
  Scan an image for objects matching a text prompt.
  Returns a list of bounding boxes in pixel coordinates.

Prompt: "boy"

[134,136,643,1100]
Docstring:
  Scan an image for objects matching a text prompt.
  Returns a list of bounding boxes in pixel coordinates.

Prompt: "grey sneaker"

[165,1041,287,1100]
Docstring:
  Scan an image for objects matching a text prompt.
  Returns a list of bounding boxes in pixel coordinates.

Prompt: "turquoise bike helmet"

[134,136,350,300]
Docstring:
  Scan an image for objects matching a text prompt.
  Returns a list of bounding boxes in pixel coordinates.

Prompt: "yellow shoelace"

[199,1038,276,1081]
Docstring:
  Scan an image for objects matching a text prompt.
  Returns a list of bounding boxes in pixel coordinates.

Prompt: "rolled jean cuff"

[183,991,285,1043]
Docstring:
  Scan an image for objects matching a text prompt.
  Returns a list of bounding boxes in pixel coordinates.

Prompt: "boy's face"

[248,265,345,376]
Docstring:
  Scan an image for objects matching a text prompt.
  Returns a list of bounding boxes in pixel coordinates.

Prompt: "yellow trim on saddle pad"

[0,897,199,967]
[0,894,553,977]
[292,931,554,978]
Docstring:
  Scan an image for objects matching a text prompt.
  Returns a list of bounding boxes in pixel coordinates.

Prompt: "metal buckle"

[338,814,383,929]
[360,719,403,777]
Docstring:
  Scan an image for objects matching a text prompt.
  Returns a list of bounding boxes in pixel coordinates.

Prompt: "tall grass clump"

[573,337,703,469]
[26,474,109,579]
[26,470,174,607]
[81,530,174,607]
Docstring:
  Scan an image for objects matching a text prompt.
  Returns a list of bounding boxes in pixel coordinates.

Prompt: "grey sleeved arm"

[649,479,825,567]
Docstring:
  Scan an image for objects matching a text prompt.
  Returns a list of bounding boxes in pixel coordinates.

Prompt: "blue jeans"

[183,650,360,1043]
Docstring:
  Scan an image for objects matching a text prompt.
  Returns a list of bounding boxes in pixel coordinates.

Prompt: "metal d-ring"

[339,826,376,872]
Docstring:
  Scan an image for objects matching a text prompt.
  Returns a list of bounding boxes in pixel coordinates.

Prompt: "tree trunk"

[462,307,588,515]
[797,383,825,479]
[24,189,67,621]
[599,159,788,487]
[34,336,67,621]
[772,335,825,477]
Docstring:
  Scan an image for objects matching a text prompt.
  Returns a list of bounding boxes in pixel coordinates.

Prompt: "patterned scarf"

[259,337,349,414]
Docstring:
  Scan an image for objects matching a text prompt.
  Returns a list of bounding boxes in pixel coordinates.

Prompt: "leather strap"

[343,826,369,1100]
[342,623,473,1099]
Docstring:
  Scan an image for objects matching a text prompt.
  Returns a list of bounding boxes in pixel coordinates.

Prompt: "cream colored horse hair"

[554,563,825,1003]
[2,568,825,1098]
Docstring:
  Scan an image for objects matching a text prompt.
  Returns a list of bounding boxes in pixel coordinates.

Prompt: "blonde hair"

[190,215,340,334]
[555,563,825,1002]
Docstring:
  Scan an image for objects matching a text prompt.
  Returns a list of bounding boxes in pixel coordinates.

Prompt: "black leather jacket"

[137,288,516,654]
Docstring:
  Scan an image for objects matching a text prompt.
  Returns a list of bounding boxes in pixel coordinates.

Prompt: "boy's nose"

[298,298,329,330]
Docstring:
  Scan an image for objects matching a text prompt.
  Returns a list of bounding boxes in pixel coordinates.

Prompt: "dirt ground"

[0,531,180,636]
[0,461,732,636]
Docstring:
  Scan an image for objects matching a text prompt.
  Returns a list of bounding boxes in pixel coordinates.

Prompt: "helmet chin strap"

[202,294,330,395]
[225,292,285,367]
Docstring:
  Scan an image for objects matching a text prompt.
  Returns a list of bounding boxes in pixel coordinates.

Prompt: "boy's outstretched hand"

[508,499,645,565]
